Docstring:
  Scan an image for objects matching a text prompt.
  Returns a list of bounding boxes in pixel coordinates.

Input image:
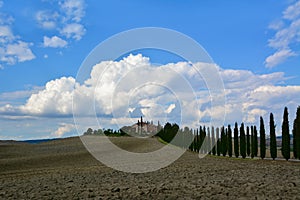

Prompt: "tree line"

[158,106,300,161]
[83,128,129,136]
[82,106,300,160]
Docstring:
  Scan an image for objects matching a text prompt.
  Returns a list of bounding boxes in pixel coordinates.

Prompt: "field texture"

[1,137,300,199]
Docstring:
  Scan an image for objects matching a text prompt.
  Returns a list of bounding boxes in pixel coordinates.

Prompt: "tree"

[296,106,300,160]
[84,128,93,135]
[227,125,233,157]
[260,116,266,159]
[97,129,104,135]
[189,127,195,151]
[270,113,277,160]
[253,126,258,157]
[240,123,246,158]
[251,126,254,158]
[207,127,211,154]
[195,128,199,152]
[157,122,179,143]
[234,122,239,158]
[246,126,250,157]
[281,107,290,161]
[293,119,298,159]
[293,106,300,159]
[221,126,227,156]
[202,126,207,153]
[211,126,216,156]
[216,128,221,156]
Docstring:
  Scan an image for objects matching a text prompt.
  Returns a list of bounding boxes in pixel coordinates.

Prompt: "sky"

[0,0,300,140]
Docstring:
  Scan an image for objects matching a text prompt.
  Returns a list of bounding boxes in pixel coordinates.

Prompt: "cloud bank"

[1,54,299,132]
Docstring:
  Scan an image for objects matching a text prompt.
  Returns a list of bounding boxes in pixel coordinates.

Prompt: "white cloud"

[0,26,14,41]
[283,1,300,20]
[1,41,35,65]
[0,86,43,102]
[265,0,300,67]
[36,0,86,46]
[52,123,75,137]
[0,11,35,66]
[265,48,297,68]
[21,76,76,116]
[36,10,59,29]
[6,41,35,63]
[268,20,284,30]
[43,36,67,48]
[60,0,85,23]
[166,104,176,114]
[60,23,85,40]
[1,54,300,132]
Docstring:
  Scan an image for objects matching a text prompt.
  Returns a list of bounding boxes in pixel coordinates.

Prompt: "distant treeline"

[83,128,128,136]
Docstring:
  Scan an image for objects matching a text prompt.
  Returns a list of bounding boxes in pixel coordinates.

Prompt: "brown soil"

[1,136,299,199]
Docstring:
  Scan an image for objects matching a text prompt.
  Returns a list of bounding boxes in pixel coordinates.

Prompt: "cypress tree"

[297,109,300,160]
[195,129,199,152]
[190,129,194,152]
[293,119,297,159]
[254,126,258,157]
[221,126,227,156]
[202,126,207,153]
[246,126,250,157]
[251,126,254,158]
[234,122,239,158]
[190,129,195,152]
[270,113,277,160]
[207,127,211,154]
[186,127,195,151]
[293,106,300,159]
[199,126,203,153]
[281,107,290,161]
[211,126,216,156]
[240,123,246,158]
[260,116,266,159]
[216,127,221,156]
[227,125,233,157]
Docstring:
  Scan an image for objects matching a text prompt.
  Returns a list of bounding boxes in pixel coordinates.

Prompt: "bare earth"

[0,136,300,199]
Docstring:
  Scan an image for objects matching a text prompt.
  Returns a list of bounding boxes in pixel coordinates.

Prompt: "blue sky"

[0,0,300,140]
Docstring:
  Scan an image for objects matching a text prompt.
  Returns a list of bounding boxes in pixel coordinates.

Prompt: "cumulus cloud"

[36,0,86,46]
[6,41,35,63]
[52,123,75,138]
[0,10,35,66]
[43,36,67,48]
[59,0,85,23]
[60,23,85,40]
[1,54,299,132]
[265,0,300,67]
[36,10,59,29]
[21,76,76,116]
[1,40,35,65]
[0,25,14,41]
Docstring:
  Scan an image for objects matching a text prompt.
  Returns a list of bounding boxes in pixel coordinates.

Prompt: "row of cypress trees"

[163,106,300,160]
